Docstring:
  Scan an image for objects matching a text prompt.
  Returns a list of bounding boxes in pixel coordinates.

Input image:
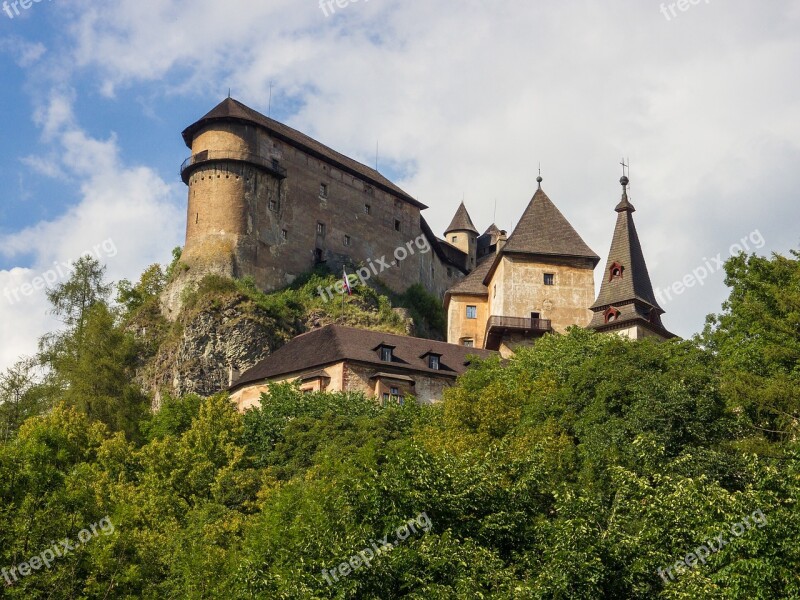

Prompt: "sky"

[0,0,799,372]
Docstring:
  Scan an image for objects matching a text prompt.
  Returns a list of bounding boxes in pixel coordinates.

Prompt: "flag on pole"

[343,267,353,295]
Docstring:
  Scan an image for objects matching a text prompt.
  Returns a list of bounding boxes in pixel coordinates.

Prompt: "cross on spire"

[620,158,629,179]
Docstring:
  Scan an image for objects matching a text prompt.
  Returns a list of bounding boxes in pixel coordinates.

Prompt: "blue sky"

[1,0,799,370]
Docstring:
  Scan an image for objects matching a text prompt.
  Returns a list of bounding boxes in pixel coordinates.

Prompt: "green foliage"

[117,263,167,315]
[0,358,48,442]
[45,255,111,334]
[702,250,800,442]
[397,283,447,338]
[1,249,798,597]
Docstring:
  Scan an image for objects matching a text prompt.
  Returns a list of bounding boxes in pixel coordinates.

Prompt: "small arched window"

[609,262,624,281]
[604,307,621,324]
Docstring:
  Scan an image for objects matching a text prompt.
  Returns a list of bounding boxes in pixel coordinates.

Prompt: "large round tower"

[178,98,287,283]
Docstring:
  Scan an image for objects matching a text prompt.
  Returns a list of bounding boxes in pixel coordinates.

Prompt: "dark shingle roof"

[446,254,494,296]
[231,325,496,391]
[588,181,675,339]
[444,202,479,235]
[502,187,600,263]
[589,189,662,311]
[182,98,425,209]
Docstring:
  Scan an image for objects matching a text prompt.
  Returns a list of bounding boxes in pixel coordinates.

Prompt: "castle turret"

[444,202,479,271]
[588,175,675,340]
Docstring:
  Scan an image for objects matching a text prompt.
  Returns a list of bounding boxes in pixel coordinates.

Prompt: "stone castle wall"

[177,120,464,308]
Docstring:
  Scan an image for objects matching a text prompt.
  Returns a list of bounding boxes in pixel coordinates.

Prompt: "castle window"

[344,235,351,246]
[463,339,474,347]
[317,222,326,235]
[428,355,440,370]
[281,229,288,240]
[452,235,458,243]
[544,273,555,286]
[493,284,497,298]
[269,199,278,212]
[395,219,401,232]
[609,262,624,281]
[382,393,390,405]
[320,183,328,198]
[379,346,394,362]
[466,305,477,319]
[364,204,371,215]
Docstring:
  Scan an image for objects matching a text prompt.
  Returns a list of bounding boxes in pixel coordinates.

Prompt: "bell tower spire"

[588,171,675,340]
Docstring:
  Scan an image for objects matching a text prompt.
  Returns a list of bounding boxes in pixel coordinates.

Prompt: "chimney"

[496,230,508,254]
[228,364,241,387]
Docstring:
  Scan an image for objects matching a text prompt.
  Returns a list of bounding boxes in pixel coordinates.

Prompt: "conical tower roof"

[589,176,674,338]
[502,182,599,264]
[445,202,479,235]
[590,177,661,311]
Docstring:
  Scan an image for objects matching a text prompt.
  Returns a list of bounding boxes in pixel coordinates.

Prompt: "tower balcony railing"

[180,150,288,183]
[484,315,552,350]
[485,316,552,332]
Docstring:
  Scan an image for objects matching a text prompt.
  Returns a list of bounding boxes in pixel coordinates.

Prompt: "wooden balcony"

[484,315,552,351]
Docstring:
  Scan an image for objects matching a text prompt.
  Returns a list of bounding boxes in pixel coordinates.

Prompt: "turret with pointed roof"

[444,202,479,270]
[589,176,675,340]
[445,202,479,236]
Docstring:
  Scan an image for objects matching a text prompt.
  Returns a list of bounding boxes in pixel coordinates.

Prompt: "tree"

[702,250,800,441]
[0,358,48,442]
[45,255,112,340]
[49,303,150,441]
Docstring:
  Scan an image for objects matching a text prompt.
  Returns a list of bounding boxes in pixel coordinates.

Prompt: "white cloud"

[0,96,184,372]
[3,0,800,372]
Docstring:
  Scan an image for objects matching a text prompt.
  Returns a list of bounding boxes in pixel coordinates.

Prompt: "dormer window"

[421,352,443,370]
[376,344,395,362]
[604,307,621,323]
[609,262,624,281]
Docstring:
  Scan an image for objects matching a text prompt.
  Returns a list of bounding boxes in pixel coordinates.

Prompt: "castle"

[172,98,674,363]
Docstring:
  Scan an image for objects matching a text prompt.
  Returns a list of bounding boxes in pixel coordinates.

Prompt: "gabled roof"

[444,202,479,235]
[502,186,600,264]
[182,98,424,209]
[590,179,663,311]
[230,325,496,391]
